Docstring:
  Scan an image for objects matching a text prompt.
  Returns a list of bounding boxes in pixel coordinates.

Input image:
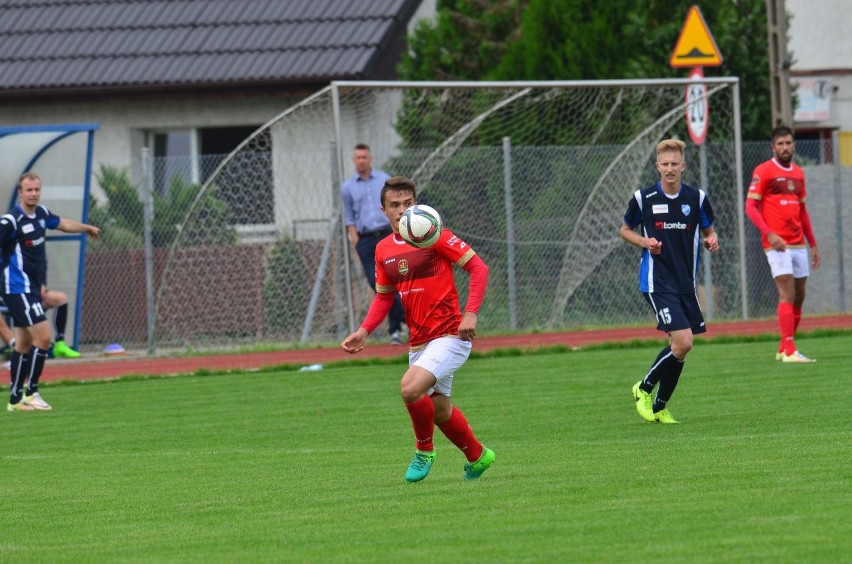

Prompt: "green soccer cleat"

[632,381,655,422]
[775,352,784,361]
[7,401,35,412]
[463,447,495,480]
[405,450,436,482]
[52,340,81,358]
[654,409,679,424]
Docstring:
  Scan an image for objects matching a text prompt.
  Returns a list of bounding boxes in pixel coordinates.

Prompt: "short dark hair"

[771,125,794,142]
[381,176,416,207]
[354,143,371,151]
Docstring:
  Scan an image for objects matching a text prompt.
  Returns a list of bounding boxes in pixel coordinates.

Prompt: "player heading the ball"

[340,176,495,482]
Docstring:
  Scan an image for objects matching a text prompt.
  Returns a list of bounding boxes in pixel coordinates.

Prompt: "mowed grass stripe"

[1,335,849,562]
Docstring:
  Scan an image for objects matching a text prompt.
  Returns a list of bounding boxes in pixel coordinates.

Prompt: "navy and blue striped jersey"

[0,204,61,294]
[623,182,714,294]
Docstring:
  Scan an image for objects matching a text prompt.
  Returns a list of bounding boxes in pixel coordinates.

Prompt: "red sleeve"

[745,198,772,236]
[800,204,817,247]
[361,291,394,334]
[462,254,488,313]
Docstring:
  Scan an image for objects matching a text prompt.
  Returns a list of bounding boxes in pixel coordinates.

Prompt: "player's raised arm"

[58,218,101,239]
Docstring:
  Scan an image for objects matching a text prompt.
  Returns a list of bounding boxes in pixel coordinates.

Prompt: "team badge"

[398,259,409,275]
[681,204,691,216]
[787,180,795,192]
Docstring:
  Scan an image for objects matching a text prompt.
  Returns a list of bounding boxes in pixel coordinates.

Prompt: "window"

[150,130,195,196]
[146,126,271,224]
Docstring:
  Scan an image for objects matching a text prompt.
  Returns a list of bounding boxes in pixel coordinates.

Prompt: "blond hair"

[18,171,41,187]
[656,139,685,158]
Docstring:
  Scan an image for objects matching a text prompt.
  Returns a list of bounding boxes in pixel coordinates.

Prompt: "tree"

[90,164,237,249]
[400,0,525,81]
[400,0,773,140]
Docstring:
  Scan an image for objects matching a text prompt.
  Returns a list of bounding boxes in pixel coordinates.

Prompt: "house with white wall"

[0,0,434,203]
[787,0,852,161]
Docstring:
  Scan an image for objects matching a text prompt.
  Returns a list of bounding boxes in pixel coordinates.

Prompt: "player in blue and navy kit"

[621,139,719,424]
[2,172,101,412]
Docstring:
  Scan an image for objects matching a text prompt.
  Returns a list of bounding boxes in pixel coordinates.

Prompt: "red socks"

[778,302,796,355]
[405,398,484,462]
[437,406,483,462]
[404,395,435,452]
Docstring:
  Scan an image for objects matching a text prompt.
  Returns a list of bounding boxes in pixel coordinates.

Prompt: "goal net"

[153,79,742,350]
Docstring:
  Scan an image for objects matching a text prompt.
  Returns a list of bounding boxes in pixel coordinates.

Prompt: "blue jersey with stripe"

[623,182,714,293]
[0,204,61,294]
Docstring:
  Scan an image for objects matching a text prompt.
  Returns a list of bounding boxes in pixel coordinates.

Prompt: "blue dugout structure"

[0,123,99,350]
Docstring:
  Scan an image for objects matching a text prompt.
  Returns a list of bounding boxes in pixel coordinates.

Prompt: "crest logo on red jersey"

[787,180,795,192]
[398,259,409,275]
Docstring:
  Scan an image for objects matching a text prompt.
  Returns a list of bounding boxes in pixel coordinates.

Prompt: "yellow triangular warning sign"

[670,5,723,68]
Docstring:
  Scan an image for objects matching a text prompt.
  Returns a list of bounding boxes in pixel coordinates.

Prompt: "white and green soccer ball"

[399,204,443,248]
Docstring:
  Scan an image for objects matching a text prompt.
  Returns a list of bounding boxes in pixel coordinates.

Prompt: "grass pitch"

[2,335,850,562]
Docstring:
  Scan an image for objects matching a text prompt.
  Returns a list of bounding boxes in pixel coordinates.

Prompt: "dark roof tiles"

[0,0,420,94]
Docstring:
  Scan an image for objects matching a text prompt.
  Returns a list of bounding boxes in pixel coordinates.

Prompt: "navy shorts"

[2,292,47,327]
[643,292,706,335]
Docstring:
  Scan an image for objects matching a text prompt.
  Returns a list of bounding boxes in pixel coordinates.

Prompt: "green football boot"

[53,340,81,358]
[654,409,679,424]
[463,448,495,480]
[632,381,655,422]
[405,450,436,482]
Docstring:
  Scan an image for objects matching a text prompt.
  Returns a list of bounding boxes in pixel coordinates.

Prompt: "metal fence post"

[699,143,713,319]
[502,137,517,330]
[142,148,156,354]
[832,130,846,311]
[733,82,748,319]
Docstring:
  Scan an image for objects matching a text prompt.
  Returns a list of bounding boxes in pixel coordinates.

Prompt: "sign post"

[685,67,708,145]
[670,5,723,318]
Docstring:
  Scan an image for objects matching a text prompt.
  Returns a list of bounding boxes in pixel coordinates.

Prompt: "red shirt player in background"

[341,176,495,482]
[746,125,820,363]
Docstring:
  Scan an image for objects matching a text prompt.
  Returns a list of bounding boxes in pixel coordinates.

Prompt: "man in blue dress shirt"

[341,144,405,344]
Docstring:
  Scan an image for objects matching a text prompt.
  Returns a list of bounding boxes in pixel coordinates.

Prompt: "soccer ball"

[399,204,442,248]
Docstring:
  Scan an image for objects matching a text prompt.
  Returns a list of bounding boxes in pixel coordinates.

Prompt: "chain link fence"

[77,80,850,354]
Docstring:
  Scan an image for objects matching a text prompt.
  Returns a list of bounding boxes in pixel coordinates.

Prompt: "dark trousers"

[356,231,405,335]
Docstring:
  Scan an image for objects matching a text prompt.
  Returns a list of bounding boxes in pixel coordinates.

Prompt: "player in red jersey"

[341,176,495,482]
[746,125,820,363]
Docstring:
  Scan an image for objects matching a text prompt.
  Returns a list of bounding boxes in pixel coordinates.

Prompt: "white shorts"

[409,336,472,397]
[765,248,810,279]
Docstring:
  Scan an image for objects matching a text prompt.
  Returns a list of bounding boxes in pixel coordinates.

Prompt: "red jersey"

[374,228,476,347]
[747,158,808,249]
